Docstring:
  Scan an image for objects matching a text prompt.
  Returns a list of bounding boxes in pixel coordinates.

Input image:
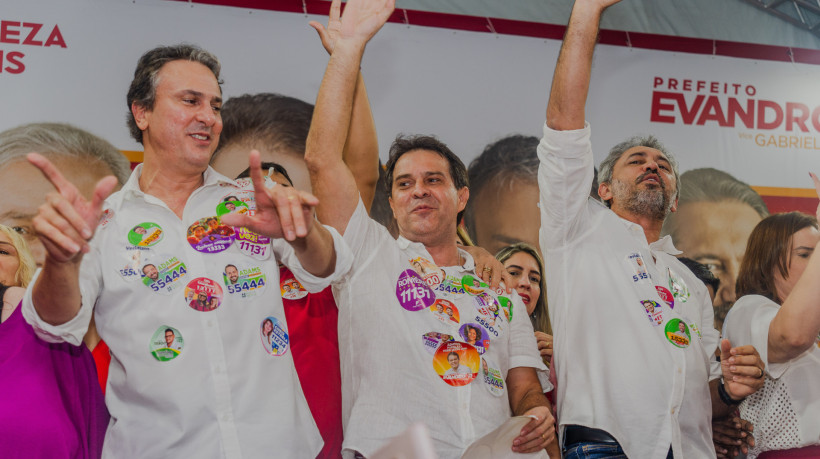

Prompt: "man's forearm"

[288,222,337,278]
[513,388,551,416]
[32,257,83,325]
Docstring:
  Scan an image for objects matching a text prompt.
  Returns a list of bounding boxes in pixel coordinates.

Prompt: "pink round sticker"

[396,269,436,312]
[655,286,674,309]
[184,277,224,311]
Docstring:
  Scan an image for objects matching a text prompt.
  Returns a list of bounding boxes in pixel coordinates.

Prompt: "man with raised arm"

[539,1,764,457]
[258,0,553,456]
[21,44,351,457]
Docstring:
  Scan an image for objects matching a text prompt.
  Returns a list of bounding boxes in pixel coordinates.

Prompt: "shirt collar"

[121,164,236,200]
[396,236,474,272]
[650,234,682,256]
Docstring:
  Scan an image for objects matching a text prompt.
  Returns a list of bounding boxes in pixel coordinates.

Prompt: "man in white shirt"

[285,0,555,457]
[22,44,351,458]
[539,1,765,457]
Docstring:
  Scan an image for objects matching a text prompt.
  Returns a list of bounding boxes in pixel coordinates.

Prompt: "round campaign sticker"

[223,263,267,299]
[184,277,224,312]
[422,332,454,355]
[280,277,308,300]
[655,286,675,309]
[150,325,184,362]
[667,268,690,303]
[429,299,460,326]
[140,254,188,294]
[498,296,513,322]
[235,227,271,260]
[461,274,488,296]
[186,217,235,254]
[221,187,256,211]
[128,222,164,248]
[396,269,436,312]
[260,316,289,356]
[459,323,490,354]
[481,357,505,396]
[433,341,480,387]
[115,249,146,283]
[641,300,663,326]
[409,256,444,287]
[433,274,466,299]
[665,318,691,348]
[474,292,502,318]
[216,199,250,217]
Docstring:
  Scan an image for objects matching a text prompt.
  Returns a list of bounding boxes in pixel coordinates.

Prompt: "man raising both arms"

[242,0,554,456]
[538,1,764,457]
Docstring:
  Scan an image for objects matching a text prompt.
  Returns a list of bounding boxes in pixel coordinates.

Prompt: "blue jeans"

[563,442,673,459]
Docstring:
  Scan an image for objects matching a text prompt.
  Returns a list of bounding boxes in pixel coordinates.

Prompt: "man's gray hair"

[0,122,131,184]
[598,135,680,206]
[126,44,222,144]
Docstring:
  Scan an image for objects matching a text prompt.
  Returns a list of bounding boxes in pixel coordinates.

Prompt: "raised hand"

[309,0,343,54]
[27,153,118,263]
[809,172,820,221]
[220,150,319,241]
[337,0,395,44]
[720,339,765,400]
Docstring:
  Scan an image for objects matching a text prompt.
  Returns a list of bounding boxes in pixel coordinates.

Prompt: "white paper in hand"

[460,416,549,459]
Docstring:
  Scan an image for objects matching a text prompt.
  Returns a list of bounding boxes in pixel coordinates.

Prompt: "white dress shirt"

[723,294,820,458]
[333,200,545,459]
[23,165,353,458]
[538,122,721,458]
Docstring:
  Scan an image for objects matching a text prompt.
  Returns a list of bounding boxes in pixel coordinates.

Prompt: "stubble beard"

[611,177,674,221]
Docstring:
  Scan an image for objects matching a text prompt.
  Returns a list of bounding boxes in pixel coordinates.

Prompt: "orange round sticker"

[433,341,479,387]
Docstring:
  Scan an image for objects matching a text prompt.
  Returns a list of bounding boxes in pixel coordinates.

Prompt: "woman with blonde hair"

[0,224,108,457]
[496,243,552,360]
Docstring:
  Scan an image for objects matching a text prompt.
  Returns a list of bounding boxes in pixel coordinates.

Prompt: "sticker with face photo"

[186,217,235,254]
[429,299,459,325]
[459,323,490,354]
[259,316,289,356]
[422,332,454,355]
[461,274,488,296]
[222,263,267,299]
[433,341,479,387]
[128,222,164,248]
[140,253,188,295]
[409,256,443,287]
[665,318,691,348]
[184,277,224,312]
[481,357,505,396]
[640,300,663,326]
[150,325,184,362]
[626,252,650,283]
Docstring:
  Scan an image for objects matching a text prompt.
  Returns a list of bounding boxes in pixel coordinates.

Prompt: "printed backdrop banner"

[3,0,819,211]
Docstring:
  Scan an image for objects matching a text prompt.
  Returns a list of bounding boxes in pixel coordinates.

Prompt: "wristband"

[718,380,743,406]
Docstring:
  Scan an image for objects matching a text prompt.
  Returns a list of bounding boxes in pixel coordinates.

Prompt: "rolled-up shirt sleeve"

[21,245,103,346]
[274,224,353,293]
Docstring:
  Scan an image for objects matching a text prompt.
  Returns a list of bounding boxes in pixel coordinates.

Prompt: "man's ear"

[132,103,149,131]
[457,187,469,213]
[598,182,612,203]
[669,197,678,213]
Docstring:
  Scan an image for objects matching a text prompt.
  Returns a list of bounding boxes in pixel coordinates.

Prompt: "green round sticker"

[665,318,691,348]
[216,200,249,217]
[461,274,488,296]
[128,222,164,247]
[498,296,513,322]
[150,325,184,361]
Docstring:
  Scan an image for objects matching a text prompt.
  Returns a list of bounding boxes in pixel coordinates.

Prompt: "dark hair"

[213,93,313,161]
[447,351,459,360]
[164,328,174,335]
[384,134,469,224]
[126,44,222,144]
[464,135,538,242]
[225,264,237,271]
[678,257,720,295]
[736,212,818,303]
[235,161,294,186]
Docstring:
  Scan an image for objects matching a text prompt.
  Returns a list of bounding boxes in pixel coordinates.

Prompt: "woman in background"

[723,205,820,457]
[0,224,108,458]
